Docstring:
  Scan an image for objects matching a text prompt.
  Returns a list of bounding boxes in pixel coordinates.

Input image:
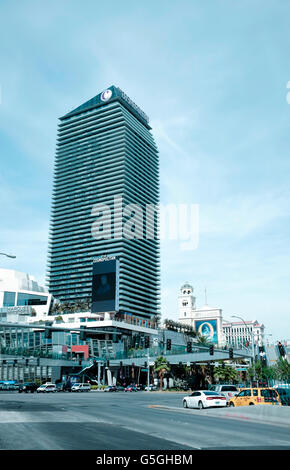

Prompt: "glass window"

[253,389,258,396]
[3,292,16,307]
[17,293,48,306]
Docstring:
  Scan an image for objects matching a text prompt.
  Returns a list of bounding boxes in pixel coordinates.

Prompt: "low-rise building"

[0,269,53,323]
[222,320,265,348]
[178,283,225,347]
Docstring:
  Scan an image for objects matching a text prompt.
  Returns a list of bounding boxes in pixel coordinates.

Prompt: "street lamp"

[231,315,256,384]
[0,252,16,259]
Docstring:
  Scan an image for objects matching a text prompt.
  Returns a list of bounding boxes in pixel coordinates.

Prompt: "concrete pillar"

[107,368,113,386]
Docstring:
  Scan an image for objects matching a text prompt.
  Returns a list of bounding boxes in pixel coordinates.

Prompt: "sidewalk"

[205,404,290,427]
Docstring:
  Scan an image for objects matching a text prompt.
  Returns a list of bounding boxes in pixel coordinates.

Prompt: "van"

[71,383,91,392]
[228,388,282,407]
[273,385,290,406]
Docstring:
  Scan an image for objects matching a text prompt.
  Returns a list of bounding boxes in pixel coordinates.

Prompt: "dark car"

[275,387,290,406]
[137,384,146,391]
[18,382,38,393]
[55,383,67,392]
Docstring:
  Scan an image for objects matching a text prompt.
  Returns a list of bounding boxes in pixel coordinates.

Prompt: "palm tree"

[196,333,210,345]
[50,303,62,315]
[275,358,290,381]
[213,364,239,384]
[153,356,171,390]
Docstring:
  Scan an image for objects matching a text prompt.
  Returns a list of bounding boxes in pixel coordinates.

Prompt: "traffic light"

[13,359,17,366]
[80,326,87,341]
[144,361,147,368]
[187,342,192,353]
[25,359,29,366]
[36,358,40,366]
[166,339,171,351]
[209,344,214,356]
[44,328,52,339]
[106,360,110,368]
[229,348,233,359]
[145,336,150,348]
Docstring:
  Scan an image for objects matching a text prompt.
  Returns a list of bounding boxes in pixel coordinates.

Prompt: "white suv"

[71,383,91,392]
[209,385,239,403]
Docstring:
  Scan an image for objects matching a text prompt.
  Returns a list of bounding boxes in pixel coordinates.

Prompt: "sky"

[0,0,290,342]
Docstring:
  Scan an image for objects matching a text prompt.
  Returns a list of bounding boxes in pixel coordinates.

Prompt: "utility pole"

[232,315,256,385]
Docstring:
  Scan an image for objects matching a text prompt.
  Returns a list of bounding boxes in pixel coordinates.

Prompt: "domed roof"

[180,282,193,292]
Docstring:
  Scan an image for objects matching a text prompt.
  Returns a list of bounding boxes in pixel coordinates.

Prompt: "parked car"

[144,385,157,391]
[37,383,57,393]
[228,388,282,407]
[137,384,146,391]
[125,386,137,392]
[71,383,91,392]
[104,386,118,392]
[18,382,38,393]
[116,386,125,391]
[273,386,290,406]
[183,390,227,409]
[209,384,239,404]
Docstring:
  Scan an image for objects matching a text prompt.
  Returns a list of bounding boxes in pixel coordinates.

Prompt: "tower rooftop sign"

[61,85,150,128]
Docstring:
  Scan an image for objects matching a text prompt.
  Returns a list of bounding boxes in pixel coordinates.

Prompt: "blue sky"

[0,0,290,341]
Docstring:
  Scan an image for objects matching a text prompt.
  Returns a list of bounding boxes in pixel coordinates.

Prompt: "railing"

[0,343,253,363]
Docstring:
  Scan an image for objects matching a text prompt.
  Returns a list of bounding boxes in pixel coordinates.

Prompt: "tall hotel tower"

[47,86,160,323]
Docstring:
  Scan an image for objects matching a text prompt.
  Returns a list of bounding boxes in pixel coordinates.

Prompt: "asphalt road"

[0,391,289,450]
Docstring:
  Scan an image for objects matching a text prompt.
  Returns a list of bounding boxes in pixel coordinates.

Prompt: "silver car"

[209,385,239,403]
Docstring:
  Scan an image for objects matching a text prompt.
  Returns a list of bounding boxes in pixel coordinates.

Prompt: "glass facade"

[47,86,160,321]
[3,291,16,307]
[17,293,48,306]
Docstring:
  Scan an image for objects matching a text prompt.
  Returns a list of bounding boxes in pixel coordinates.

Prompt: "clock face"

[100,89,112,101]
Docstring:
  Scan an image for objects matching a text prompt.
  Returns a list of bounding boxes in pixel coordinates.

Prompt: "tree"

[153,356,171,390]
[196,333,210,346]
[50,302,62,314]
[275,358,290,381]
[213,364,239,384]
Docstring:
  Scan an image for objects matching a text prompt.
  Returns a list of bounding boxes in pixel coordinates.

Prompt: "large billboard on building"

[195,319,218,344]
[91,257,119,313]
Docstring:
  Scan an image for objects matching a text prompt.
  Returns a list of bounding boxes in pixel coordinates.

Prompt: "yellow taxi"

[228,388,282,407]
